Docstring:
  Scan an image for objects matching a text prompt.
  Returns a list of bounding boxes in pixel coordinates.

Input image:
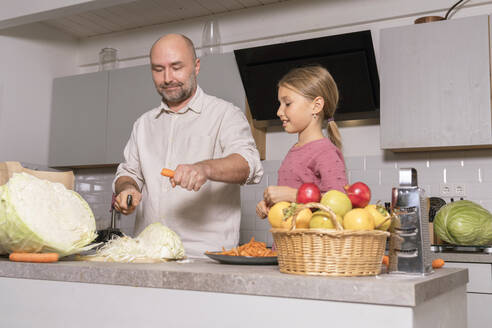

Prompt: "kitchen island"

[0,258,467,328]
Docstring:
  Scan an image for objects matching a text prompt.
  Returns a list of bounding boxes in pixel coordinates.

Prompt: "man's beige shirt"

[114,86,263,257]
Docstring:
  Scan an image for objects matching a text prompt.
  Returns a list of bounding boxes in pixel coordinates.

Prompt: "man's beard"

[160,73,197,104]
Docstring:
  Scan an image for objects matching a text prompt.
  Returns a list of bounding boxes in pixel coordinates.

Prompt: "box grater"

[388,168,433,275]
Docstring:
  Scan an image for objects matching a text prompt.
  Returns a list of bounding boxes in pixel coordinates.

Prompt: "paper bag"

[0,161,74,190]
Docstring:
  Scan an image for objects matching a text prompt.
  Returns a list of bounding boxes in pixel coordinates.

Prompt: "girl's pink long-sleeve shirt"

[277,138,347,193]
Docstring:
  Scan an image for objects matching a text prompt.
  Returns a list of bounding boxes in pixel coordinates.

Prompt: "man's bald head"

[150,34,197,61]
[149,33,200,111]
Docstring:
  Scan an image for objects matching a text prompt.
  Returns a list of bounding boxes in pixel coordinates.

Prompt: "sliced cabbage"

[0,172,97,256]
[90,222,185,262]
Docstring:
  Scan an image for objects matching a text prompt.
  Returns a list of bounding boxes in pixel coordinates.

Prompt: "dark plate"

[204,252,278,265]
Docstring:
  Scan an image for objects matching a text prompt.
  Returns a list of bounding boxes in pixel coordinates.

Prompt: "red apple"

[344,182,371,208]
[296,183,321,204]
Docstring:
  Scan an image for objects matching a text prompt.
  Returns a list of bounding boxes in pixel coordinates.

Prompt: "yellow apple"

[288,208,313,229]
[320,190,352,217]
[365,204,391,231]
[343,208,375,230]
[309,211,343,229]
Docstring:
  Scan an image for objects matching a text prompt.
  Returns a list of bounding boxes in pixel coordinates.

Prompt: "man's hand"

[114,188,142,215]
[263,186,298,207]
[114,176,142,214]
[171,163,210,191]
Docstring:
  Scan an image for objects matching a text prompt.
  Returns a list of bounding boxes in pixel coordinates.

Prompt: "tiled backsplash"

[240,149,492,246]
[71,149,492,247]
[73,167,136,236]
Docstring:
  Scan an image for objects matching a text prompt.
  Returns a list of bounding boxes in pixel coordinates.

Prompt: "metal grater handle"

[399,168,418,187]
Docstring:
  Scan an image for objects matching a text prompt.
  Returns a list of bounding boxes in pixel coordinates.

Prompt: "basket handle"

[290,202,343,231]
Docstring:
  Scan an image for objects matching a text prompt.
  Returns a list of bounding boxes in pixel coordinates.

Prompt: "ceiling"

[43,0,287,39]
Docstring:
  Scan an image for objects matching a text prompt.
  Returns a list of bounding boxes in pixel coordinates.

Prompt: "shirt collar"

[157,85,204,116]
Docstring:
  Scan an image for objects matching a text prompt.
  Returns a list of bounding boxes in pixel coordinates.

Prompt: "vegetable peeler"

[94,194,132,243]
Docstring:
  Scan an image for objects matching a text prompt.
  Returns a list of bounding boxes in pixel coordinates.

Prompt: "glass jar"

[201,19,221,56]
[99,47,118,71]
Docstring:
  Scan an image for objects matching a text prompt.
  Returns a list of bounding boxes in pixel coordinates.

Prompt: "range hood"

[234,30,380,126]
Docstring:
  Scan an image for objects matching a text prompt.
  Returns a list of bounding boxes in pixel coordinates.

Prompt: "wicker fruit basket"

[271,202,390,277]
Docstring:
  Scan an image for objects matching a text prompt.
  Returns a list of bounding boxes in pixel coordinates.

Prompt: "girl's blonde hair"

[278,65,342,149]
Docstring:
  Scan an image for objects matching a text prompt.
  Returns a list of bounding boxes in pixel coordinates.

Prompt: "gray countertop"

[0,257,467,307]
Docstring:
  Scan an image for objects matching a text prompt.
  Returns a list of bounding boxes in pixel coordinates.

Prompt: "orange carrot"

[432,258,445,269]
[9,252,59,263]
[382,255,389,268]
[161,168,175,178]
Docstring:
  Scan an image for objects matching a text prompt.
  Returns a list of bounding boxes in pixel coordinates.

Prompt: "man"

[113,34,263,257]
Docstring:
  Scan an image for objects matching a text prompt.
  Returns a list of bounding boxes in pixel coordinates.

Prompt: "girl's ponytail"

[327,120,342,150]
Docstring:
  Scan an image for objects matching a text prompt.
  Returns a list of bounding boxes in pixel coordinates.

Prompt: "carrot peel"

[9,252,59,263]
[161,168,175,178]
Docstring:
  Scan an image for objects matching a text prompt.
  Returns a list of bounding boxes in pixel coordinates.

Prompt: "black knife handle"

[127,194,133,208]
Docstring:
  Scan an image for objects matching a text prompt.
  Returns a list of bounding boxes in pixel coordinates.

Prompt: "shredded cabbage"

[89,222,185,262]
[0,172,97,256]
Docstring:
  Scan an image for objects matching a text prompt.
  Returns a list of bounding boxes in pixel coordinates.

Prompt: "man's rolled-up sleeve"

[219,106,263,185]
[112,122,145,192]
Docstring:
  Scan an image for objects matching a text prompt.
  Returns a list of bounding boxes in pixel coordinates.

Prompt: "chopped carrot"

[382,255,389,268]
[207,237,277,257]
[432,258,445,269]
[160,168,175,178]
[9,252,59,263]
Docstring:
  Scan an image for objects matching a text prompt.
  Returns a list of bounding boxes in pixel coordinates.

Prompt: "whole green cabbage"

[434,200,492,245]
[0,172,97,256]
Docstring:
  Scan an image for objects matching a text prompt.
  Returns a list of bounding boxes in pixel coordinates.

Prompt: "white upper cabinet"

[380,15,492,151]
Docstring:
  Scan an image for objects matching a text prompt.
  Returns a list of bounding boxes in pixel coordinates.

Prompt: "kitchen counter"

[0,257,466,307]
[0,258,468,328]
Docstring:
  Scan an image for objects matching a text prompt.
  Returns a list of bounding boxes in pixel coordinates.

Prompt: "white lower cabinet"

[468,293,492,328]
[445,262,492,328]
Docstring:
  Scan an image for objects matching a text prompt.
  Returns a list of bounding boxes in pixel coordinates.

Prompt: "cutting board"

[75,254,169,263]
[0,161,74,190]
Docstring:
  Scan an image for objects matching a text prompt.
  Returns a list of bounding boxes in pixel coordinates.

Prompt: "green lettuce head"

[434,200,492,246]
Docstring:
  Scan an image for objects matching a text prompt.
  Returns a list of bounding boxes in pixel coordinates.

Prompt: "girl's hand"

[263,186,298,206]
[256,200,269,219]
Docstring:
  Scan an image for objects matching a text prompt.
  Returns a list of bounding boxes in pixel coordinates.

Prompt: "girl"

[256,65,348,218]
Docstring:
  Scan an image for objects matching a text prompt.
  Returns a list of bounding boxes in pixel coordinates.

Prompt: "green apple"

[320,190,352,217]
[309,211,343,229]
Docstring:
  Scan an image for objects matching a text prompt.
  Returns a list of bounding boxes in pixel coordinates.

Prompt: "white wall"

[74,0,492,160]
[0,23,78,164]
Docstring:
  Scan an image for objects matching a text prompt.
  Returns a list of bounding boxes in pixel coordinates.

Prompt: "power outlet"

[439,183,453,197]
[453,183,467,198]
